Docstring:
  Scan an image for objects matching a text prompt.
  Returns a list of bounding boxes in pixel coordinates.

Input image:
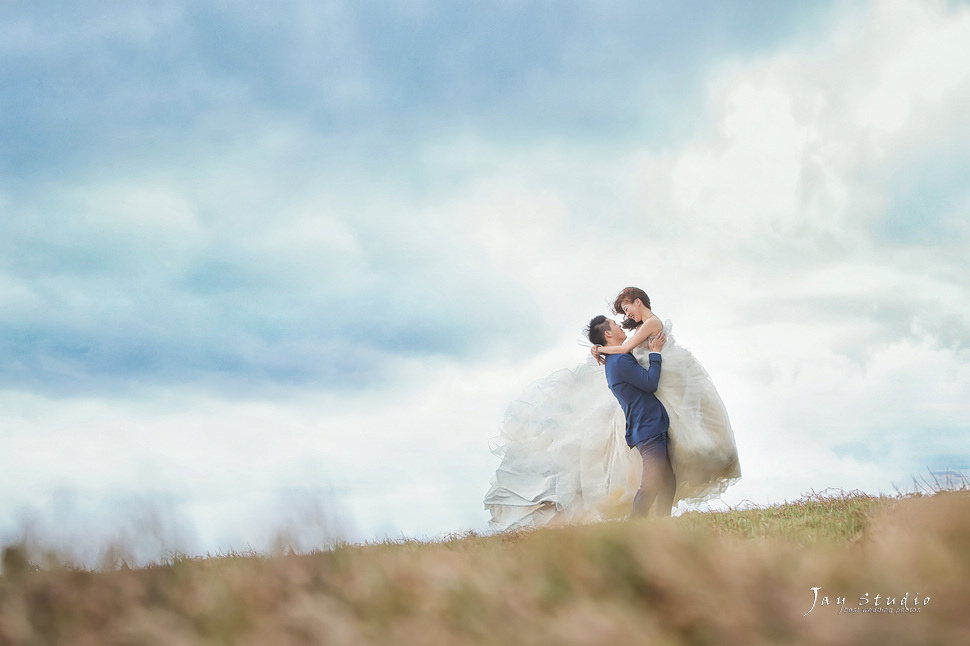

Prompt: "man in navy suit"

[587,315,675,518]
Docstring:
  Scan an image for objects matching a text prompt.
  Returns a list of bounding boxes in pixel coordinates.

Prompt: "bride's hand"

[591,345,606,366]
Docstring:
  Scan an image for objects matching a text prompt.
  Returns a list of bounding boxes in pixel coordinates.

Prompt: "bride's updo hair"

[612,287,650,331]
[585,315,611,346]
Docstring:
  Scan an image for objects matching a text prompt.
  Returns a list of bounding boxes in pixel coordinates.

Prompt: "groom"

[587,315,675,518]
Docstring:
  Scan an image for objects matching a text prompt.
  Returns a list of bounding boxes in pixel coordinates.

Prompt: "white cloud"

[82,184,204,236]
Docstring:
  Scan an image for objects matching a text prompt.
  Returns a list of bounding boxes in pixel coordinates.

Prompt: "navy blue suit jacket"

[604,352,670,448]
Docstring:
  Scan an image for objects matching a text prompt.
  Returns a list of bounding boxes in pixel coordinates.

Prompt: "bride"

[483,287,740,531]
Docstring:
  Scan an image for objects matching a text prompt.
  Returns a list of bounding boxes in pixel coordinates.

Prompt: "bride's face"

[621,300,640,321]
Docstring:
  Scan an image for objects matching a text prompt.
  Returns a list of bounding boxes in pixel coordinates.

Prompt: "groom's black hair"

[585,315,611,346]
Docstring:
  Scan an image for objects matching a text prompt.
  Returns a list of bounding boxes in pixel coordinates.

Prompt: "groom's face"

[605,319,627,344]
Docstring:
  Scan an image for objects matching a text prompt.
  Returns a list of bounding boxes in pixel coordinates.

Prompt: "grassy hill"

[1,490,968,645]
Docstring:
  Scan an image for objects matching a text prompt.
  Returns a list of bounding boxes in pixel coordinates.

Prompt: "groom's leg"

[656,441,676,517]
[631,434,666,518]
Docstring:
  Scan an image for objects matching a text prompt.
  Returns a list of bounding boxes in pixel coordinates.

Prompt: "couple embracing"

[484,287,741,529]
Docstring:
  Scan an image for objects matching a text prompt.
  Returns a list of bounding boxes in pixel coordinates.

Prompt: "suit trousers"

[632,432,676,518]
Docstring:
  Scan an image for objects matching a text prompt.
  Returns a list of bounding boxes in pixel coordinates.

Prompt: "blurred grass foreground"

[2,489,969,645]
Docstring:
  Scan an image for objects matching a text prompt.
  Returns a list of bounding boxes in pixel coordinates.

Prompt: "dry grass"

[2,490,969,645]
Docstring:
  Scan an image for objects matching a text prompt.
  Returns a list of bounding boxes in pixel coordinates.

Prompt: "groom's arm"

[614,353,662,394]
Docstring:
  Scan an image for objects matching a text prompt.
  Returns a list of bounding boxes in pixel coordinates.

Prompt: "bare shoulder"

[643,315,663,334]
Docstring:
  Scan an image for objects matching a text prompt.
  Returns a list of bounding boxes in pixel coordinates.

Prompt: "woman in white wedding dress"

[483,287,740,531]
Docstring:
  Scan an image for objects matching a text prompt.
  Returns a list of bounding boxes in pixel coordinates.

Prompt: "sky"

[2,0,969,564]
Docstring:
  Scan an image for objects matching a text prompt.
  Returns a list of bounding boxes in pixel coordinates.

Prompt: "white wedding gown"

[483,320,740,531]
